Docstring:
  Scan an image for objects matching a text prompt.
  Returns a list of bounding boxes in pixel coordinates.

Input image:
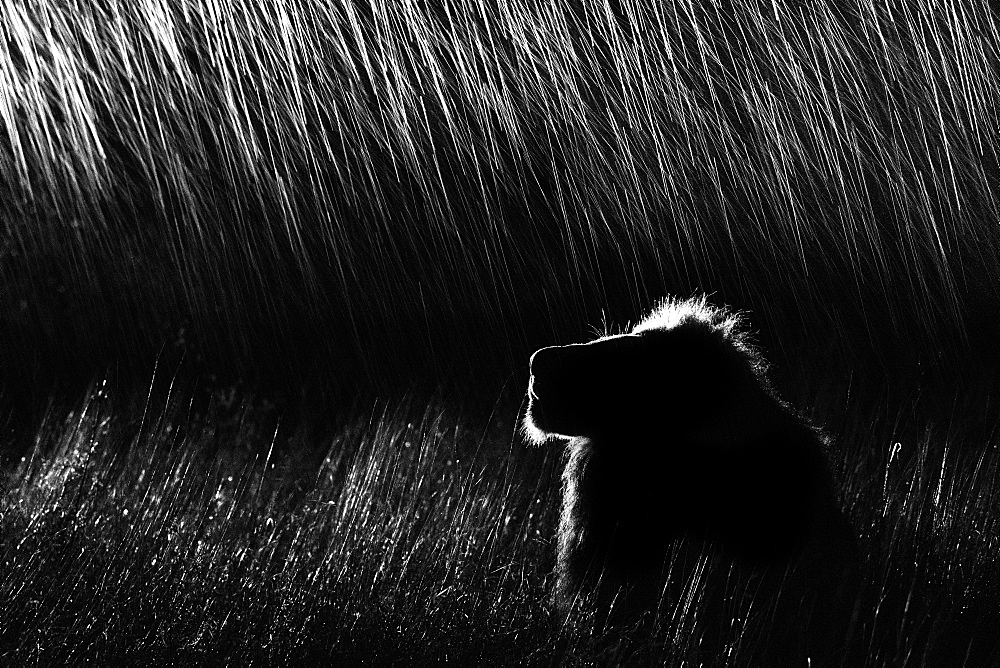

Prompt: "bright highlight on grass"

[0,383,556,663]
[1,380,997,663]
[3,0,1000,663]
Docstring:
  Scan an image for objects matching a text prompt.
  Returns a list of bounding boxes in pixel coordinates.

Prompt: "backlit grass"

[3,0,999,663]
[1,379,996,665]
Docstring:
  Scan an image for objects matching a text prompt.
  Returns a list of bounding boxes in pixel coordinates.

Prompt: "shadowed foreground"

[0,379,997,665]
[526,297,859,664]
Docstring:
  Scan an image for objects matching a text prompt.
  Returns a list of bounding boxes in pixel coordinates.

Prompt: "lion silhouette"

[524,296,858,663]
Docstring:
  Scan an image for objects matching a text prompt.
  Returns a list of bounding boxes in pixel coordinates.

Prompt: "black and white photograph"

[2,0,998,664]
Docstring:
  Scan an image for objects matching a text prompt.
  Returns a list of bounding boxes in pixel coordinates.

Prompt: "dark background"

[3,0,999,442]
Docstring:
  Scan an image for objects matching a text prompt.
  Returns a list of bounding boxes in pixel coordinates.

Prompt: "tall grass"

[3,0,999,661]
[0,381,558,663]
[4,0,1000,389]
[1,379,997,664]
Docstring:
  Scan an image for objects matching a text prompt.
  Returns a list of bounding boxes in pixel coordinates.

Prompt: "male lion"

[524,296,858,663]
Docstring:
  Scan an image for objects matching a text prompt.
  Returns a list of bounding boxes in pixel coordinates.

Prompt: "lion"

[524,296,859,663]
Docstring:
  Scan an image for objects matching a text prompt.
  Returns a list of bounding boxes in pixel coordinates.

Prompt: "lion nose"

[529,348,559,401]
[529,346,559,377]
[530,344,582,379]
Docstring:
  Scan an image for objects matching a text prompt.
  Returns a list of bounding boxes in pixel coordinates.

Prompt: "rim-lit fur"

[524,296,859,663]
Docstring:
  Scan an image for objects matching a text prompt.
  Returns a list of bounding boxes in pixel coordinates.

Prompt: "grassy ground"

[1,375,996,665]
[0,381,558,664]
[4,0,1000,664]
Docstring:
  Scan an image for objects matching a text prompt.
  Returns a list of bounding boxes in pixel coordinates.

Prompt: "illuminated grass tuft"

[1,381,997,664]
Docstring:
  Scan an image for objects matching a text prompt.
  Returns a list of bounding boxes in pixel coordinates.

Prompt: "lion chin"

[522,393,570,446]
